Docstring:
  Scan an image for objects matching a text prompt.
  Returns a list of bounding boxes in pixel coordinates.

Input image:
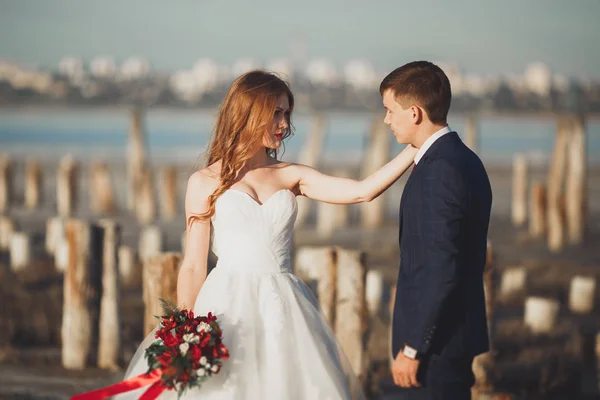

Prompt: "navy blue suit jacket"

[392,132,492,361]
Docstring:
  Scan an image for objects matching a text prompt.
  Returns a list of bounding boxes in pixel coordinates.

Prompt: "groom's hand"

[392,351,421,388]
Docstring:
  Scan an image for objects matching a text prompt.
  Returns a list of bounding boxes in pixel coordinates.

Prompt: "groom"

[382,61,492,399]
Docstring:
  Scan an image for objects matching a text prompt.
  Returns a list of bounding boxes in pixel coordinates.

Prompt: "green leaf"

[159,298,180,316]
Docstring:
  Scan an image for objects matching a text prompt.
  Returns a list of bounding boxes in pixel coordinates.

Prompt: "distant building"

[90,57,117,78]
[524,62,552,97]
[120,57,151,80]
[305,59,338,86]
[343,59,377,90]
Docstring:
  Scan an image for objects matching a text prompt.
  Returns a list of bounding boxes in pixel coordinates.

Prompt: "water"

[1,108,599,167]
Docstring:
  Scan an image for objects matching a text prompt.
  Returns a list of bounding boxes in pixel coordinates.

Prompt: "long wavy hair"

[189,70,294,226]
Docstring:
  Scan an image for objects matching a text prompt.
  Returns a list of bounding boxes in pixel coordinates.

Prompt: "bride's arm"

[176,171,215,310]
[291,144,417,205]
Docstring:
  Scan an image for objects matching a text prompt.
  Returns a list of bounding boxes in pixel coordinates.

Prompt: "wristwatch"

[402,344,418,360]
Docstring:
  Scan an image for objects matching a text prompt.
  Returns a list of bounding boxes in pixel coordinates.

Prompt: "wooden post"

[565,115,587,245]
[316,202,345,238]
[0,155,13,214]
[295,115,326,227]
[25,159,42,210]
[90,161,115,215]
[0,216,14,251]
[334,247,367,378]
[365,269,383,317]
[499,266,526,300]
[97,220,121,370]
[294,246,337,325]
[473,240,495,397]
[360,118,390,229]
[568,275,595,314]
[529,181,546,238]
[524,297,559,334]
[160,166,178,221]
[511,154,528,227]
[61,219,103,369]
[135,166,156,225]
[139,226,163,264]
[464,114,479,153]
[127,108,148,212]
[10,232,30,271]
[547,117,568,252]
[55,238,69,272]
[57,155,79,217]
[45,216,66,255]
[143,252,182,336]
[119,245,140,287]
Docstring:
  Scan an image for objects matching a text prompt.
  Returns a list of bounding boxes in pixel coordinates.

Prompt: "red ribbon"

[71,369,167,400]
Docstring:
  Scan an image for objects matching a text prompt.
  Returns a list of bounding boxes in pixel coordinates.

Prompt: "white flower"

[200,356,207,366]
[183,333,199,344]
[196,368,206,377]
[196,322,212,333]
[205,363,211,370]
[211,364,219,373]
[179,342,189,356]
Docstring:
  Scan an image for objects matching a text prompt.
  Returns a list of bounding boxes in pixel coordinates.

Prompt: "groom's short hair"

[379,61,451,125]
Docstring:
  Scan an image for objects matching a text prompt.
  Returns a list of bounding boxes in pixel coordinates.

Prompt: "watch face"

[403,346,417,359]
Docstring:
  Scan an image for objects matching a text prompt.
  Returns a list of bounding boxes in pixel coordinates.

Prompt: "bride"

[118,70,417,399]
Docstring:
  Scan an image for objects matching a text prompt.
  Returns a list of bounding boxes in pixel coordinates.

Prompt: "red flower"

[217,343,229,359]
[191,345,201,360]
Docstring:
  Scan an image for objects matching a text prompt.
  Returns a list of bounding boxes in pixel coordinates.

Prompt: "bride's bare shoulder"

[187,161,220,199]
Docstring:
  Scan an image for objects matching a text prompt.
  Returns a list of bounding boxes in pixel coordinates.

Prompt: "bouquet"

[71,299,229,400]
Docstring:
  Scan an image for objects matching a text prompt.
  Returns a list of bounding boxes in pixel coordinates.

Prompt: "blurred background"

[0,1,599,399]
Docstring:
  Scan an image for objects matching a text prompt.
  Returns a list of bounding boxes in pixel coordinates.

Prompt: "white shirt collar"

[414,126,452,165]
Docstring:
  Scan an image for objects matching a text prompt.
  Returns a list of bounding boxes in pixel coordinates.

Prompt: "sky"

[1,0,599,78]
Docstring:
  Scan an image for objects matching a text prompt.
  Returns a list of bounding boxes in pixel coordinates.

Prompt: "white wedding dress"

[118,189,365,400]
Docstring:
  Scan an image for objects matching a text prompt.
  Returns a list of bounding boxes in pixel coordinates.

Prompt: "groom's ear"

[410,105,424,125]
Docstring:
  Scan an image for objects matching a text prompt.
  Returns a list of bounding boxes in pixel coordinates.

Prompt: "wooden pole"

[365,269,383,317]
[295,114,326,227]
[565,115,587,245]
[568,275,595,314]
[294,246,337,325]
[160,165,178,221]
[499,266,526,300]
[511,154,528,226]
[46,216,64,255]
[90,161,115,215]
[334,247,367,378]
[119,245,140,287]
[97,219,121,370]
[61,219,103,369]
[360,118,390,229]
[143,252,182,336]
[547,117,568,252]
[529,181,546,238]
[0,216,14,251]
[524,297,559,334]
[135,166,156,225]
[10,232,30,271]
[139,226,163,264]
[57,155,79,217]
[127,108,147,212]
[464,114,479,153]
[0,155,13,214]
[24,159,42,210]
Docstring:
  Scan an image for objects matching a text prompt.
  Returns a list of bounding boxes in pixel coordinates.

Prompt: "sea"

[1,108,599,167]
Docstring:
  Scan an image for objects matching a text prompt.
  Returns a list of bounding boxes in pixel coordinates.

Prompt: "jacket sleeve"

[404,157,467,354]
